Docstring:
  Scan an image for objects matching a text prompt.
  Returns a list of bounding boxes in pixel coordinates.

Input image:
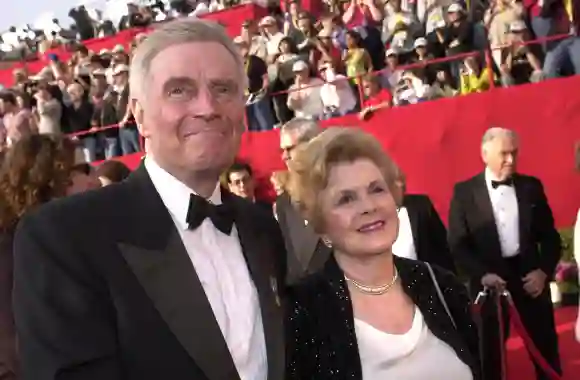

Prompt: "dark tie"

[186,194,234,235]
[491,178,513,189]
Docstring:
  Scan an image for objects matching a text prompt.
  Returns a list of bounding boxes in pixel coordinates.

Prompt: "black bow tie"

[186,194,234,235]
[491,178,513,189]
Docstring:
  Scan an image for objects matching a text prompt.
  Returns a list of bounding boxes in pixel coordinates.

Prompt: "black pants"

[479,270,561,380]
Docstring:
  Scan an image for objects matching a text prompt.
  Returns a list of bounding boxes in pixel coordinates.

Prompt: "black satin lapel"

[306,241,332,275]
[229,197,285,380]
[513,176,531,244]
[118,231,240,380]
[472,175,503,257]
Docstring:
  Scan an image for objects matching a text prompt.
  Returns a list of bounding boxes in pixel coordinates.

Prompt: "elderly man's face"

[482,136,519,180]
[280,130,301,168]
[134,42,245,178]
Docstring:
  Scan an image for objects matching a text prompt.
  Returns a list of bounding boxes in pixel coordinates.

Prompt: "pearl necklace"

[344,266,399,295]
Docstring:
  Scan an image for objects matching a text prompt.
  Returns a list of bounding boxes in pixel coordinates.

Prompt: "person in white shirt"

[12,19,286,380]
[318,61,357,119]
[286,60,324,120]
[391,166,455,273]
[394,71,432,105]
[259,16,285,64]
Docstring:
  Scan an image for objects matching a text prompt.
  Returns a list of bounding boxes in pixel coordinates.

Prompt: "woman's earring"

[322,236,333,248]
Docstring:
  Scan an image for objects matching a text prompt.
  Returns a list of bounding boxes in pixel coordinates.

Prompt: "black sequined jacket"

[286,255,482,380]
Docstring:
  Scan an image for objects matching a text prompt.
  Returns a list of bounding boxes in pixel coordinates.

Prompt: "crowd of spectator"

[0,1,252,59]
[0,0,578,157]
[239,0,579,130]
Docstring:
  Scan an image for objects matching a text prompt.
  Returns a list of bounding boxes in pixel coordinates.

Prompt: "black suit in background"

[13,165,286,380]
[402,194,456,273]
[448,172,562,380]
[275,192,332,285]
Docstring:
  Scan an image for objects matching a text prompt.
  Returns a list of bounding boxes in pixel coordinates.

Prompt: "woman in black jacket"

[285,127,481,380]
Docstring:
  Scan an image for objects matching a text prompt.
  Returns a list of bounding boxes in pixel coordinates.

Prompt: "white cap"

[292,60,309,72]
[112,64,129,75]
[414,37,427,48]
[385,48,397,57]
[447,3,463,13]
[99,48,110,55]
[259,16,276,27]
[510,20,527,32]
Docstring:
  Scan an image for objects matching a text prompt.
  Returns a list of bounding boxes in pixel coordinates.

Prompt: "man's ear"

[481,146,488,165]
[131,98,148,138]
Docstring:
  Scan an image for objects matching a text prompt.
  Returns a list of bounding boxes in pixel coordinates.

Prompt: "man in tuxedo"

[392,167,455,273]
[448,127,561,380]
[275,118,331,284]
[13,19,286,380]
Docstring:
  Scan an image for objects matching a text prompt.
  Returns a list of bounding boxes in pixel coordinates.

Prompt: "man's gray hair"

[481,127,519,147]
[280,118,321,144]
[129,18,244,102]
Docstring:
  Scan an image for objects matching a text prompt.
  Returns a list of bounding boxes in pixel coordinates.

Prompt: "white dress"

[354,307,473,380]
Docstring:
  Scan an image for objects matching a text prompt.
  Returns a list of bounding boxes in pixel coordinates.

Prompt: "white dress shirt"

[392,207,418,260]
[485,168,520,258]
[145,157,267,380]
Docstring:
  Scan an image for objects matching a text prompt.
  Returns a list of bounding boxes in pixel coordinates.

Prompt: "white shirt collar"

[485,167,500,184]
[144,156,222,231]
[485,167,512,192]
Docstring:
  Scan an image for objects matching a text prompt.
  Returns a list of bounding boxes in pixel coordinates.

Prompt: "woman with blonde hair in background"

[0,135,76,380]
[285,127,481,379]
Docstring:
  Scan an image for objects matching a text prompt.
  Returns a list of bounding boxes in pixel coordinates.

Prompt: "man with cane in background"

[448,127,562,380]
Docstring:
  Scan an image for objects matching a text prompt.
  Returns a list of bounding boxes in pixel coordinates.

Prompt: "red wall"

[114,76,580,228]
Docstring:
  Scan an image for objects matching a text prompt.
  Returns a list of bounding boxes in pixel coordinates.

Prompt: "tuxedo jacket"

[12,165,287,380]
[286,255,481,380]
[275,192,332,285]
[447,172,561,292]
[402,194,456,273]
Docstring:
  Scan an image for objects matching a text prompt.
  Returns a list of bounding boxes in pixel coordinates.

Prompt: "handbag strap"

[425,262,457,330]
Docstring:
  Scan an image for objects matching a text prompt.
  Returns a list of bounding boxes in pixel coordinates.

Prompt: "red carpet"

[507,306,579,379]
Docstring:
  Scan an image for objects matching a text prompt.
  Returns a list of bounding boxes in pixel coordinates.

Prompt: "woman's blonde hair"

[287,127,398,232]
